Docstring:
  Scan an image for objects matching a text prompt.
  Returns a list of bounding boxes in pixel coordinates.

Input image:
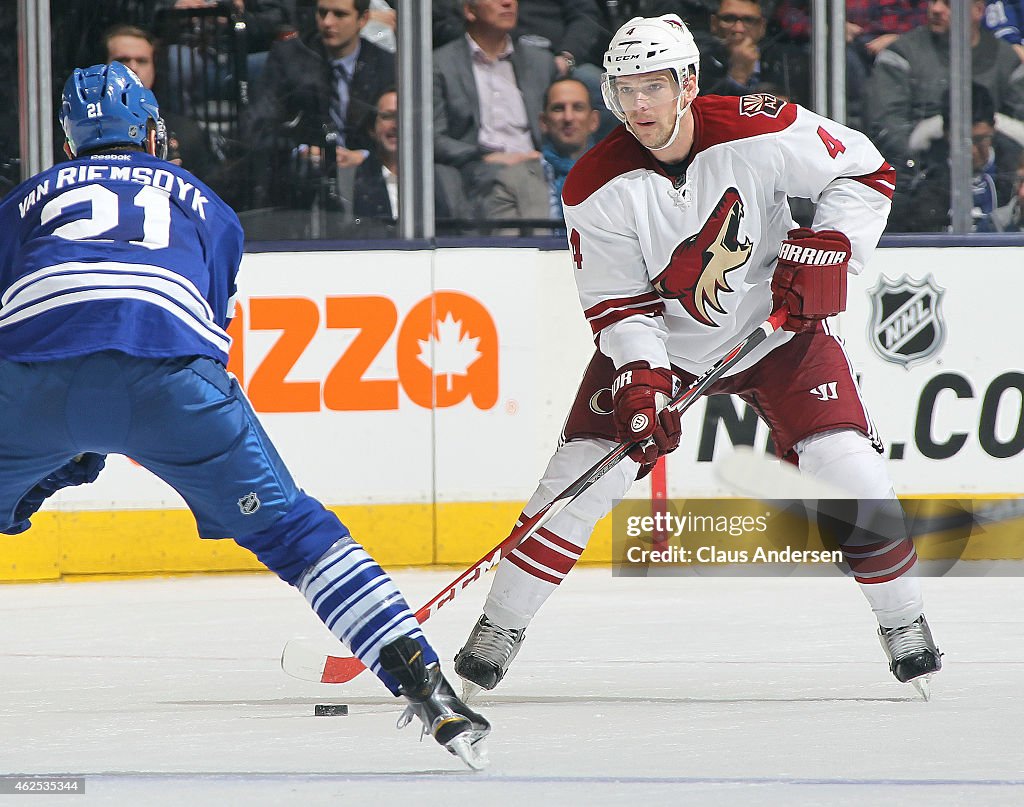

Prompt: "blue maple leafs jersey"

[0,152,243,364]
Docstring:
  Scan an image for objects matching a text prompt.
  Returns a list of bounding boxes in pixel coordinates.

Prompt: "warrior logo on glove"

[771,227,851,333]
[611,361,682,467]
[630,413,650,433]
[652,187,752,327]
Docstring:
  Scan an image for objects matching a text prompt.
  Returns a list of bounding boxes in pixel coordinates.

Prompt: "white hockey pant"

[484,429,922,631]
[484,438,635,629]
[796,429,923,629]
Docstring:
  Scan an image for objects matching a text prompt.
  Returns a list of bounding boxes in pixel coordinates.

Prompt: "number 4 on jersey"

[570,228,583,270]
[816,126,846,159]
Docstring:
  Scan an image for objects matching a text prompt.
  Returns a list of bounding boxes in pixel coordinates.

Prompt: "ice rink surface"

[2,565,1023,806]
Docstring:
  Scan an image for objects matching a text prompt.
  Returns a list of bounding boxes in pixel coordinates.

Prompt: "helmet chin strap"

[645,93,693,152]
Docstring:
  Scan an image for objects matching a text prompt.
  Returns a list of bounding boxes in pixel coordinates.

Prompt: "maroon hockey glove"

[771,227,851,333]
[611,361,682,465]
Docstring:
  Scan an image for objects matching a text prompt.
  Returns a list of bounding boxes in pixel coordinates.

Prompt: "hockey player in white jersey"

[0,62,489,768]
[455,14,941,699]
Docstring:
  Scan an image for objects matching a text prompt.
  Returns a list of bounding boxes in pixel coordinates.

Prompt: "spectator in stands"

[482,76,599,232]
[154,0,293,101]
[515,0,614,135]
[362,0,397,52]
[891,83,1021,232]
[987,149,1024,230]
[846,0,929,58]
[609,2,714,33]
[695,0,811,105]
[772,1,927,56]
[770,1,928,130]
[984,0,1024,61]
[433,0,557,215]
[866,0,1024,174]
[156,0,293,54]
[104,25,215,182]
[335,87,469,233]
[248,0,394,207]
[435,0,613,135]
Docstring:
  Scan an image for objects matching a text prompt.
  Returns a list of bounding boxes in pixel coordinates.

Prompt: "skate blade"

[446,735,489,770]
[461,680,483,704]
[911,675,933,701]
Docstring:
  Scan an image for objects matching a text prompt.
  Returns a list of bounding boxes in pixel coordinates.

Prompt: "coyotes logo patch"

[652,187,752,327]
[739,93,787,118]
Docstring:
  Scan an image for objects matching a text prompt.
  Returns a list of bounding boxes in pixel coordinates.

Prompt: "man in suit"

[482,76,599,233]
[248,0,395,208]
[433,0,558,214]
[336,87,470,235]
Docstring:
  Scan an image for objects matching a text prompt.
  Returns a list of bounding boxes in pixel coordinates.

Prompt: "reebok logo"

[809,382,839,402]
[778,243,847,265]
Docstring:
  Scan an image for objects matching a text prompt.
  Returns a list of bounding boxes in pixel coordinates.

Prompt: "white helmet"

[602,14,701,149]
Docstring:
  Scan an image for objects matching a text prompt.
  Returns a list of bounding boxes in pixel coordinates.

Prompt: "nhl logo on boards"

[868,274,946,369]
[238,492,261,515]
[739,94,787,118]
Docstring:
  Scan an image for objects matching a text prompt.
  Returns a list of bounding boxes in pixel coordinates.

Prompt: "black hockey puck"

[314,704,349,716]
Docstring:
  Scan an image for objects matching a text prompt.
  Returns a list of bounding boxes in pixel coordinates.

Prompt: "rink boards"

[4,245,1021,580]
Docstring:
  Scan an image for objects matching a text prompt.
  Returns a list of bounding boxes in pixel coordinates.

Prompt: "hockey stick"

[282,306,790,684]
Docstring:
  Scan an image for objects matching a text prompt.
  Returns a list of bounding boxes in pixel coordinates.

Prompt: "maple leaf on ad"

[417,312,482,392]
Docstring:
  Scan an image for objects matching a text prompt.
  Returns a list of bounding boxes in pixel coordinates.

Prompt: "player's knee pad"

[795,428,895,500]
[529,438,636,547]
[234,491,348,585]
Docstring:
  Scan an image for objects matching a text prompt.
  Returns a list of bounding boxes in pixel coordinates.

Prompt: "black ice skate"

[379,635,490,770]
[454,614,526,700]
[879,614,942,700]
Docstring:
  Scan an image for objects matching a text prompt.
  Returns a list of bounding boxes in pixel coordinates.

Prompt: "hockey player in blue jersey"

[0,61,490,770]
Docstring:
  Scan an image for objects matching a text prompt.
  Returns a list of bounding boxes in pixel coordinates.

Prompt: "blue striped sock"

[299,537,437,694]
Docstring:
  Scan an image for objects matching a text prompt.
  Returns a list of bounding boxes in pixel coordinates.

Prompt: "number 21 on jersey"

[40,184,171,250]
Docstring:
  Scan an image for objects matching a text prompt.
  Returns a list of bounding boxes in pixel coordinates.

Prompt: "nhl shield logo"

[868,274,946,368]
[238,492,261,515]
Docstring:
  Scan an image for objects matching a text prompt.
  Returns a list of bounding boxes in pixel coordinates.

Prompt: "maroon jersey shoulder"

[690,94,798,155]
[562,126,657,207]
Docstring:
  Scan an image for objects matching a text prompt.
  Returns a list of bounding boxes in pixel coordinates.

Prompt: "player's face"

[317,0,367,57]
[540,80,599,155]
[373,91,398,156]
[613,70,684,150]
[107,35,156,89]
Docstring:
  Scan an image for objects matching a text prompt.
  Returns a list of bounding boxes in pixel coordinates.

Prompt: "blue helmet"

[60,62,164,157]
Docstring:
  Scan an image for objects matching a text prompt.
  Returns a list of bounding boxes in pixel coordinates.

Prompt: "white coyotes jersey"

[562,93,894,376]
